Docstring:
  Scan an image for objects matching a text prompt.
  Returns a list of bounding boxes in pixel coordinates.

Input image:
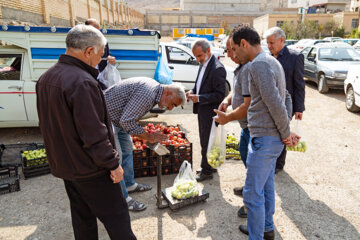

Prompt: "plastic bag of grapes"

[287,120,307,152]
[171,161,199,200]
[206,119,226,169]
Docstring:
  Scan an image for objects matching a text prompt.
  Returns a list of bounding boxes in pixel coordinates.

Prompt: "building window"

[352,19,359,29]
[276,21,284,27]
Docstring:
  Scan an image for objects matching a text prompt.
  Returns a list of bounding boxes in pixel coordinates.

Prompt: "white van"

[0,25,234,128]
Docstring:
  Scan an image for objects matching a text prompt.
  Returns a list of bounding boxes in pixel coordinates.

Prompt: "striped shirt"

[104,77,164,135]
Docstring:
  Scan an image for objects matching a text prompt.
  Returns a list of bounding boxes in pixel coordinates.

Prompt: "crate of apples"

[132,123,190,150]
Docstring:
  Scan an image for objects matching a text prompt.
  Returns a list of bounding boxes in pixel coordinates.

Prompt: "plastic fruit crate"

[0,143,38,167]
[134,167,149,178]
[21,146,50,179]
[0,165,20,195]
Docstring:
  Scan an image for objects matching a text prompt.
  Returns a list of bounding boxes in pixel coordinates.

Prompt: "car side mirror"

[308,56,315,62]
[190,58,199,65]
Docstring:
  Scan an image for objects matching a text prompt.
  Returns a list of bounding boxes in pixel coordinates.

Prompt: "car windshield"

[318,48,360,61]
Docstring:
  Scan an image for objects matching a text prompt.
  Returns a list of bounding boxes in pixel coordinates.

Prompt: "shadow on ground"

[276,171,360,239]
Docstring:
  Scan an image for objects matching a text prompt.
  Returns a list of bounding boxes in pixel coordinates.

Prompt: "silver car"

[301,43,360,93]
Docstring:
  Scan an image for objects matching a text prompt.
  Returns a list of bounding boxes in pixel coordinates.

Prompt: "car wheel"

[318,74,329,93]
[346,86,360,112]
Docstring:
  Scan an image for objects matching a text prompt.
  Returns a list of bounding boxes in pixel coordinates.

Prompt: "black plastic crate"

[21,145,50,179]
[148,155,172,167]
[0,143,37,167]
[134,167,149,178]
[0,166,20,195]
[147,166,172,177]
[172,143,192,166]
[133,148,149,161]
[22,164,51,179]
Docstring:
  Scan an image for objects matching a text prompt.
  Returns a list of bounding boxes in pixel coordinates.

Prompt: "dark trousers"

[198,110,215,175]
[64,174,137,240]
[276,145,287,169]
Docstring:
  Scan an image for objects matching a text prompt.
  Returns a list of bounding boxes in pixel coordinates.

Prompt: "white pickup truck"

[0,25,234,128]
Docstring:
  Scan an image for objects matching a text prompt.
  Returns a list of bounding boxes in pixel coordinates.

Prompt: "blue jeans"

[113,126,135,199]
[243,136,284,240]
[239,127,250,168]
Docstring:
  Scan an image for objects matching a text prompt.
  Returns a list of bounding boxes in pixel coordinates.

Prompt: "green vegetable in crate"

[171,181,199,200]
[286,141,307,152]
[226,148,240,155]
[207,146,224,169]
[21,148,47,160]
[226,134,238,145]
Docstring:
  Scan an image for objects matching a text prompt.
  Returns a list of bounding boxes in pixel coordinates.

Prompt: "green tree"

[350,28,360,38]
[323,20,338,37]
[334,25,345,38]
[281,21,296,39]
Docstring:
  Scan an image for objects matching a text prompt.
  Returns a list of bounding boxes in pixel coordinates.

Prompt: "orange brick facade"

[0,0,145,28]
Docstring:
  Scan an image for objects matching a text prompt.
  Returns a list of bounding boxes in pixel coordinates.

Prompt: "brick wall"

[0,0,145,28]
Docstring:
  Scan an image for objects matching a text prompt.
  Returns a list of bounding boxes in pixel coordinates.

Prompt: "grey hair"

[263,27,286,40]
[192,39,210,53]
[168,83,186,106]
[66,24,107,54]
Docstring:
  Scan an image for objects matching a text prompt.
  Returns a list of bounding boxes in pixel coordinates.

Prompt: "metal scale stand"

[146,142,170,208]
[147,142,210,211]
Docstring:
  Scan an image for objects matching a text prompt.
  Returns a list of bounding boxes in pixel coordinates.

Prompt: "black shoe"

[239,224,275,240]
[233,186,244,197]
[196,168,217,174]
[196,171,213,182]
[275,168,283,174]
[237,206,247,218]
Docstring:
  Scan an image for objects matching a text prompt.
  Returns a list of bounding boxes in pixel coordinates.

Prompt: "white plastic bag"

[171,161,199,200]
[287,120,307,152]
[98,64,121,89]
[207,119,226,168]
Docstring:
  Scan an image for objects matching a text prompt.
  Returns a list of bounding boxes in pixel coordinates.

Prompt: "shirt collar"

[234,64,242,75]
[155,85,164,103]
[201,54,212,69]
[58,54,99,80]
[277,46,287,57]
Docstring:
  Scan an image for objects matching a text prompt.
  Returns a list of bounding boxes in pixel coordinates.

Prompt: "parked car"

[344,65,360,112]
[220,36,228,52]
[323,37,343,42]
[285,39,298,46]
[0,25,233,128]
[290,39,329,52]
[301,43,360,93]
[288,39,312,52]
[175,37,225,58]
[353,40,360,53]
[343,39,359,46]
[160,42,234,93]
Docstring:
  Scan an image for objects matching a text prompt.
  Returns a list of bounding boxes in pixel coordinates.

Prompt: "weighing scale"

[146,142,209,211]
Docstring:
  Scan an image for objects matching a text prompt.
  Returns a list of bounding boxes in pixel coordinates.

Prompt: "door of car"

[163,45,199,90]
[301,47,311,79]
[353,68,360,106]
[0,53,27,121]
[305,47,317,80]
